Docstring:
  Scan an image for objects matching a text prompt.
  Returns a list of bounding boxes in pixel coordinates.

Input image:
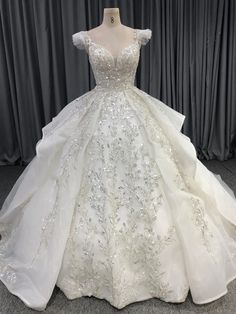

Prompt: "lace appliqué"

[72,28,151,90]
[55,91,183,306]
[191,197,215,253]
[124,92,216,255]
[30,93,102,266]
[0,200,29,285]
[128,91,191,192]
[0,261,16,285]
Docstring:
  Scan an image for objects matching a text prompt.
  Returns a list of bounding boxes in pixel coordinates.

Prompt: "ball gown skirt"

[0,28,236,311]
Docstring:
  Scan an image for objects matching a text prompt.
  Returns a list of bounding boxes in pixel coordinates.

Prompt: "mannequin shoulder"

[72,31,87,50]
[136,28,152,45]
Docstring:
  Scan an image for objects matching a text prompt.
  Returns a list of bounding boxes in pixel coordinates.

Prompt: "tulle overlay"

[0,85,236,310]
[0,28,236,310]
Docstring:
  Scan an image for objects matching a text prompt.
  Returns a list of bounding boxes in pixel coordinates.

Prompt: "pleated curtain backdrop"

[0,0,236,165]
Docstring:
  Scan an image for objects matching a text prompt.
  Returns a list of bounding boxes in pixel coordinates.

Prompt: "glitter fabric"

[0,28,236,311]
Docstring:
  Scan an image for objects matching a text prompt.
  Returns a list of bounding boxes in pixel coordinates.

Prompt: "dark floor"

[0,159,236,314]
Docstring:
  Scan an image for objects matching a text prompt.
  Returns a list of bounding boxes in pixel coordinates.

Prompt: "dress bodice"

[72,28,152,90]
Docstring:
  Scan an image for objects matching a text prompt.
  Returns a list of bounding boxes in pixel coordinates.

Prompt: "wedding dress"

[0,28,236,311]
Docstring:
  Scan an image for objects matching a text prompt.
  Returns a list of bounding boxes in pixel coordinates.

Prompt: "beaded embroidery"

[1,27,235,310]
[72,29,151,90]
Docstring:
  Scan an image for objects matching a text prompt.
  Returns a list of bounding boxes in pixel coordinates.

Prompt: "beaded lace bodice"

[72,28,152,90]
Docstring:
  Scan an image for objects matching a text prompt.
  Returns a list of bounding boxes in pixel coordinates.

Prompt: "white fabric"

[0,28,236,311]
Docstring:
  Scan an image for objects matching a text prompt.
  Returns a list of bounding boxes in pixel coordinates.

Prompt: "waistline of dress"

[94,83,135,92]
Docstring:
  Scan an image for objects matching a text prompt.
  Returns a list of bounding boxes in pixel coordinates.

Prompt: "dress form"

[87,8,135,59]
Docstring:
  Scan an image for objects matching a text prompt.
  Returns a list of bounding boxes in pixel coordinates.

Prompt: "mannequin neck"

[101,8,122,27]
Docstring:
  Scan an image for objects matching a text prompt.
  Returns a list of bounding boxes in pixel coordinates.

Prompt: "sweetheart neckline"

[85,29,139,68]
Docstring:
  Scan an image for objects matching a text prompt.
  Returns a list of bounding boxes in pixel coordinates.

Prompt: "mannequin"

[87,8,135,60]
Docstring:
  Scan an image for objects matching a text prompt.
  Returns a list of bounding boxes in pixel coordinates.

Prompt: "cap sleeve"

[72,31,86,50]
[137,28,152,46]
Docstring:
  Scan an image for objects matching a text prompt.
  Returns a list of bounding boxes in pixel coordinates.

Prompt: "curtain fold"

[0,0,235,164]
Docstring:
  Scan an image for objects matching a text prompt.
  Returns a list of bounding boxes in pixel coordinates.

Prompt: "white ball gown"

[0,28,236,311]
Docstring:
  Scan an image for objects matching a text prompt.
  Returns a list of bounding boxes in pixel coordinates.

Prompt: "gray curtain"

[0,0,236,165]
